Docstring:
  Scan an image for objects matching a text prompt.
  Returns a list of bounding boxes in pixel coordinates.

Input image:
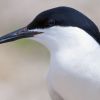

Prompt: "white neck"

[33,26,99,56]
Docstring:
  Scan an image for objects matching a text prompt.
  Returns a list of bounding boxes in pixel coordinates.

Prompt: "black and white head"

[0,6,100,52]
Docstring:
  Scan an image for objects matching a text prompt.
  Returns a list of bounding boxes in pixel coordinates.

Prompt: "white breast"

[48,48,100,100]
[32,26,100,100]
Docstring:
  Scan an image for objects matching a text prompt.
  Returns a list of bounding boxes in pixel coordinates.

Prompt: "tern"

[0,6,100,100]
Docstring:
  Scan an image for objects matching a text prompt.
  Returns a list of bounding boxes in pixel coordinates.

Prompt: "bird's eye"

[48,19,55,26]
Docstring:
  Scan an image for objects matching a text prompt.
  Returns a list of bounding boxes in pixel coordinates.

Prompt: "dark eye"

[48,19,55,26]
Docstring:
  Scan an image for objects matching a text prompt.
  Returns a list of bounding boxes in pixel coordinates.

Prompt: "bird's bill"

[0,27,42,44]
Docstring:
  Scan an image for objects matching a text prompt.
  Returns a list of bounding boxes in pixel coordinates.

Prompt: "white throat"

[31,26,99,55]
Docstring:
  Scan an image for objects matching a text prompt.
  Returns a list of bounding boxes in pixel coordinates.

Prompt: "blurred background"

[0,0,100,100]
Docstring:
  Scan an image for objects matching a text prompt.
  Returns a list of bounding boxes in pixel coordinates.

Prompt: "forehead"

[34,7,71,19]
[27,7,77,29]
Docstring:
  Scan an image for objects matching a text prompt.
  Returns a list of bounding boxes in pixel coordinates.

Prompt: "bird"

[0,6,100,100]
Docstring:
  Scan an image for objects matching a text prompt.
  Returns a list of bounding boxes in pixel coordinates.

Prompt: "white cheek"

[33,34,48,43]
[29,27,55,43]
[29,27,61,52]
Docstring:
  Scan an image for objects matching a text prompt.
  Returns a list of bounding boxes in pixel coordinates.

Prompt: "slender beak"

[0,27,41,44]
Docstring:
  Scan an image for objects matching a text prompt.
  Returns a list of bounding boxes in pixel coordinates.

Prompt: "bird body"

[48,42,100,100]
[34,26,100,100]
[0,7,100,100]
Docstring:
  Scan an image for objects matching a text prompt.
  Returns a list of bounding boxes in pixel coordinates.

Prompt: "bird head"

[0,7,99,51]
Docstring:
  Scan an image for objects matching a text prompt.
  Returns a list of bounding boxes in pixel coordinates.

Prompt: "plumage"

[0,6,100,100]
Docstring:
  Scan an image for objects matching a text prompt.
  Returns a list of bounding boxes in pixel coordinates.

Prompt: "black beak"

[0,27,41,44]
